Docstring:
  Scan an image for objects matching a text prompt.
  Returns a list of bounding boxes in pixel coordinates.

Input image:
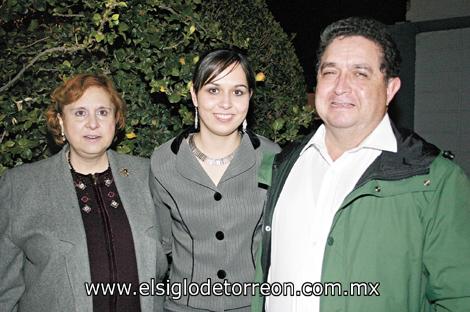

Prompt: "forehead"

[321,36,383,68]
[208,63,248,85]
[67,86,113,108]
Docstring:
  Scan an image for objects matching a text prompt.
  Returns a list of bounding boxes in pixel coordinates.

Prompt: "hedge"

[0,0,313,175]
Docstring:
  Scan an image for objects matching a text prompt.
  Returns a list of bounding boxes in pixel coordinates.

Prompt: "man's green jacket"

[253,125,470,312]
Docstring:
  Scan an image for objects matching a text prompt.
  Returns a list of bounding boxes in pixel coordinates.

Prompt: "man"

[252,17,470,311]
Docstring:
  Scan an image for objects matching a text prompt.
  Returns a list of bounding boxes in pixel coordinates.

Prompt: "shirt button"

[215,231,224,240]
[217,270,226,279]
[265,225,271,232]
[327,236,334,246]
[214,192,222,201]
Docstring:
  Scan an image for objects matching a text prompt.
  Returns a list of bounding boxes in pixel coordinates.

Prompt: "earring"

[61,128,66,142]
[242,119,247,132]
[194,107,199,130]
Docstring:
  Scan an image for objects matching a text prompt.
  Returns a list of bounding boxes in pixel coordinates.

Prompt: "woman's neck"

[194,130,241,158]
[68,149,109,175]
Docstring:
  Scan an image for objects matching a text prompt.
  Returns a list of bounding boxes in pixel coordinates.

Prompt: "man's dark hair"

[316,17,401,79]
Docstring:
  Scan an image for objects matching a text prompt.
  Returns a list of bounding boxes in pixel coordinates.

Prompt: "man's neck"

[324,125,377,161]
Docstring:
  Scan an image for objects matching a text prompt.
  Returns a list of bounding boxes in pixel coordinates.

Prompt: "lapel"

[219,134,256,184]
[50,146,93,311]
[175,137,217,189]
[108,150,156,312]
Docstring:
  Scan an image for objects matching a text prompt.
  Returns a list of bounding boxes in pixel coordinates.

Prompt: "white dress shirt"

[267,114,397,312]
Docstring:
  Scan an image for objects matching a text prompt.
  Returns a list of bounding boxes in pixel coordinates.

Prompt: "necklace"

[188,134,236,166]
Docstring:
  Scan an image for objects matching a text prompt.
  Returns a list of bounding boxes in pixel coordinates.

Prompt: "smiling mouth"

[84,135,101,140]
[214,113,234,121]
[331,101,355,108]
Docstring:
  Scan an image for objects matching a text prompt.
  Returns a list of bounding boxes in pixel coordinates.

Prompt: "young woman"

[0,74,167,312]
[150,49,280,311]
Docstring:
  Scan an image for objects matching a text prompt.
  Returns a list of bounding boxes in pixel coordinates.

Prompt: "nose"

[219,92,233,109]
[85,113,99,129]
[334,72,351,95]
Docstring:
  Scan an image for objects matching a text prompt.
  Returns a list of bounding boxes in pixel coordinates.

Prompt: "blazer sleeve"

[149,170,173,256]
[0,172,25,312]
[423,161,470,311]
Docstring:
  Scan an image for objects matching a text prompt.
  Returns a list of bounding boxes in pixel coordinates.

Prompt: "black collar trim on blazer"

[170,128,261,155]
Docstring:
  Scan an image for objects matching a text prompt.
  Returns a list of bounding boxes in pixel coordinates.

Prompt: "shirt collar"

[300,114,397,156]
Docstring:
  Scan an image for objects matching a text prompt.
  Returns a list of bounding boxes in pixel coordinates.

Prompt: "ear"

[385,77,401,106]
[190,85,198,108]
[249,90,253,99]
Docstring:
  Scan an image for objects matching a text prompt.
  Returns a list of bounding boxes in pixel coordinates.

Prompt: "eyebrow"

[319,62,336,71]
[69,106,113,110]
[320,62,373,72]
[206,82,248,89]
[352,64,373,72]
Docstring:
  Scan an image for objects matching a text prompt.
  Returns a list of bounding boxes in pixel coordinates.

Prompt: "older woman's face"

[59,86,116,161]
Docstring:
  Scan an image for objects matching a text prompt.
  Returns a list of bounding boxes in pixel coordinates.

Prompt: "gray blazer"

[150,131,280,311]
[0,147,168,312]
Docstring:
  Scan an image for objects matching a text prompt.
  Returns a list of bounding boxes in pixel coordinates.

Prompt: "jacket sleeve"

[423,161,470,311]
[149,167,173,256]
[0,172,24,312]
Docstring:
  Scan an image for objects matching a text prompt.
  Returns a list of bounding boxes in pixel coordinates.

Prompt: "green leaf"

[95,32,105,42]
[28,19,39,32]
[4,141,15,148]
[272,118,285,131]
[118,22,129,33]
[117,144,131,154]
[168,93,181,103]
[18,138,29,147]
[93,13,101,26]
[170,67,179,76]
[111,13,120,21]
[20,148,33,160]
[23,120,32,130]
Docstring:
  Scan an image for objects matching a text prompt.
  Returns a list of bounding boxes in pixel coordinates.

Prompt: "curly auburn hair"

[46,74,126,145]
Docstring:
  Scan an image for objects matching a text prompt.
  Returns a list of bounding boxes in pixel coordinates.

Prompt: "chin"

[205,125,240,137]
[80,146,109,157]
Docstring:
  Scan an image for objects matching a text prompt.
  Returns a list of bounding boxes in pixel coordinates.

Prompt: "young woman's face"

[191,63,251,138]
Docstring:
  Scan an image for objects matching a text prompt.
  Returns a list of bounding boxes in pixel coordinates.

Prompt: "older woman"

[150,49,281,311]
[0,74,167,312]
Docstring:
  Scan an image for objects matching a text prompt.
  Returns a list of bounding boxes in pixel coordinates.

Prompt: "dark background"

[267,0,408,91]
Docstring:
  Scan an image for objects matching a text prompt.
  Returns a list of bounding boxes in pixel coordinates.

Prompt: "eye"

[321,70,337,77]
[97,108,110,117]
[74,109,88,117]
[208,88,219,95]
[354,71,369,78]
[233,89,245,96]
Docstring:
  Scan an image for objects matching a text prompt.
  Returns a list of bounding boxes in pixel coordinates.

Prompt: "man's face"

[315,36,400,139]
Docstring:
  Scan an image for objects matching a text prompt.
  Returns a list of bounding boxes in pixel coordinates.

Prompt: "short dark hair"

[316,17,401,79]
[192,48,256,94]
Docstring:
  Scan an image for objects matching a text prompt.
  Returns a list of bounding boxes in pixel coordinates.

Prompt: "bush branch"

[0,44,87,93]
[19,37,49,49]
[52,13,85,18]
